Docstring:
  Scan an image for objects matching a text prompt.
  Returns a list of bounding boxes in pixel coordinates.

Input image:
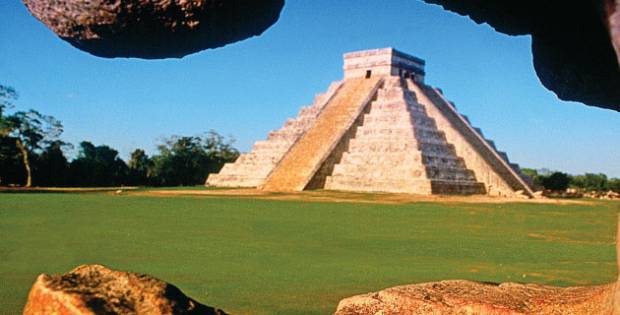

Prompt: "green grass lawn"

[1,193,618,314]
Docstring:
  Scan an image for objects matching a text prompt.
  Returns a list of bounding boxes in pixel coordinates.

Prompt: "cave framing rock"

[22,0,285,59]
[422,0,620,112]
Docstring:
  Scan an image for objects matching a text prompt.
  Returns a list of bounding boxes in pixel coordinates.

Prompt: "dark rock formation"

[22,0,284,59]
[22,264,228,315]
[422,0,620,112]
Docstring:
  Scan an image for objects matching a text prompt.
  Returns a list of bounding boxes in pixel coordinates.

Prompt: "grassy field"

[1,192,619,314]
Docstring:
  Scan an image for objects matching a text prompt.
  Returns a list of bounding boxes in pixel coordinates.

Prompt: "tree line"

[522,169,620,192]
[0,84,239,187]
[3,84,619,190]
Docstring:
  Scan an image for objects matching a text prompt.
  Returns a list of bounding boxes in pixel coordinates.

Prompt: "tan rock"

[335,216,620,315]
[23,264,228,315]
[334,280,614,315]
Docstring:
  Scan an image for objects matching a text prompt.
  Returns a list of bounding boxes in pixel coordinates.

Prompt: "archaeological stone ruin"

[207,48,534,197]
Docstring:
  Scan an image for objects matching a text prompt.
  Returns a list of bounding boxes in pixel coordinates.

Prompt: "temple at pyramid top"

[343,48,426,82]
[207,48,535,198]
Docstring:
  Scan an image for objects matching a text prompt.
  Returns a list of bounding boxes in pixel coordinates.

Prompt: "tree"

[540,172,571,191]
[69,141,128,186]
[571,173,608,191]
[3,110,63,187]
[203,130,239,174]
[0,136,23,185]
[35,140,72,187]
[0,85,20,185]
[609,178,620,193]
[520,168,542,188]
[127,149,153,186]
[0,85,17,120]
[1,85,64,187]
[151,136,208,186]
[151,131,239,186]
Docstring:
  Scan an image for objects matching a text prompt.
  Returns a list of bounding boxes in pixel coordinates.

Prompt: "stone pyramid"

[207,48,534,197]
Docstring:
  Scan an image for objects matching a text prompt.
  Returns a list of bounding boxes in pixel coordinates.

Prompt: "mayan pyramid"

[207,48,534,197]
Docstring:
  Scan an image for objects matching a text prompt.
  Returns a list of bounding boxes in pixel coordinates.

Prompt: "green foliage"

[4,110,63,150]
[150,131,239,186]
[0,84,17,121]
[69,142,128,187]
[520,168,542,187]
[540,172,571,191]
[609,178,620,192]
[0,136,23,185]
[571,173,610,192]
[1,193,617,314]
[522,168,620,193]
[0,85,64,186]
[127,149,153,186]
[520,168,538,179]
[34,141,72,187]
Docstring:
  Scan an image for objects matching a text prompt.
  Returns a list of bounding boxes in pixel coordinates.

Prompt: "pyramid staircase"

[206,81,343,187]
[320,77,485,194]
[261,77,383,191]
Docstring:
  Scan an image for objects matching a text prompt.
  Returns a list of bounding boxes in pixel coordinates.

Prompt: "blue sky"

[1,1,619,177]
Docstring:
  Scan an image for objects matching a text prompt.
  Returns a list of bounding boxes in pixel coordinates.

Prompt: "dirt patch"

[0,187,138,193]
[132,188,596,205]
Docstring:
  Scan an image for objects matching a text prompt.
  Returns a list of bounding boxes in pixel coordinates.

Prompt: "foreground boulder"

[22,0,284,59]
[335,215,620,314]
[335,280,615,315]
[422,0,620,112]
[23,264,228,315]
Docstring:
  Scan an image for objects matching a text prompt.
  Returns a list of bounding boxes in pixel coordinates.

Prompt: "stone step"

[354,127,416,138]
[430,180,486,195]
[236,150,283,159]
[252,140,294,150]
[376,88,417,102]
[414,128,447,141]
[346,141,419,152]
[417,139,455,147]
[421,155,467,168]
[206,175,264,187]
[331,164,426,179]
[411,116,438,129]
[337,153,423,168]
[360,104,433,120]
[368,101,425,113]
[425,166,477,181]
[361,116,413,126]
[370,97,424,107]
[325,176,432,194]
[334,153,424,166]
